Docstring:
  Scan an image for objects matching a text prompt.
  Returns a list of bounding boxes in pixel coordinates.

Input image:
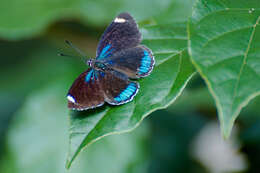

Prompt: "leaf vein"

[194,8,260,24]
[205,53,243,68]
[156,50,185,66]
[232,16,260,107]
[143,37,187,41]
[202,25,254,48]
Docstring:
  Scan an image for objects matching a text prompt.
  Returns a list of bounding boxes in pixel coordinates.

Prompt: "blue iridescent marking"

[98,45,114,59]
[85,69,94,82]
[94,71,98,80]
[138,50,151,75]
[85,69,100,82]
[114,97,120,102]
[114,83,137,102]
[99,71,105,77]
[100,45,110,56]
[107,60,113,64]
[103,48,114,57]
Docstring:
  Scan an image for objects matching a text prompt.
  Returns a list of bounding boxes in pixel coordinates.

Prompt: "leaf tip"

[65,158,72,170]
[223,128,232,140]
[221,118,234,140]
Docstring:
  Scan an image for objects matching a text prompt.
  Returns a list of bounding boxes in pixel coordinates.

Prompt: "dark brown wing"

[67,68,105,111]
[96,12,141,60]
[100,70,139,105]
[103,45,155,79]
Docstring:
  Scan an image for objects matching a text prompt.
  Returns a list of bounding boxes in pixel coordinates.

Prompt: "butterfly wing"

[96,12,141,60]
[103,45,155,79]
[67,68,139,110]
[101,70,139,105]
[67,68,105,110]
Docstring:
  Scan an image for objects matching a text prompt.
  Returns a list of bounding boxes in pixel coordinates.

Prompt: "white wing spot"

[67,95,76,103]
[114,17,126,23]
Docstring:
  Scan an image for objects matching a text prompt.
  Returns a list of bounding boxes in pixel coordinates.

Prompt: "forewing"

[104,45,155,79]
[96,12,141,60]
[67,68,105,111]
[101,70,139,105]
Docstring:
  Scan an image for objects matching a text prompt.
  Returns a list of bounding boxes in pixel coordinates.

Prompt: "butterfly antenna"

[65,40,86,58]
[63,40,89,63]
[58,53,76,58]
[58,53,86,63]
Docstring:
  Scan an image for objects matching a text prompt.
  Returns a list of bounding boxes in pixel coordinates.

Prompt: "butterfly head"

[87,59,94,67]
[87,59,107,71]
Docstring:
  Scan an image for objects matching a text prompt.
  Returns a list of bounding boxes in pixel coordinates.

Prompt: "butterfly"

[67,12,155,110]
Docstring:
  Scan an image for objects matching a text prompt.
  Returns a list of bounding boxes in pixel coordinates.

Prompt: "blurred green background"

[1,0,260,172]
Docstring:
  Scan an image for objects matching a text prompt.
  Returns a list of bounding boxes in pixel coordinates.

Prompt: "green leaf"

[0,0,173,40]
[188,0,260,138]
[5,83,149,173]
[153,0,195,24]
[66,23,195,168]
